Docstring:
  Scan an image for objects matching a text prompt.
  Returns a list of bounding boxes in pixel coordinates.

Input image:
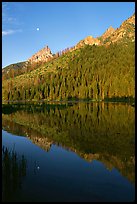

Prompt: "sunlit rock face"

[76,13,135,47]
[100,26,115,41]
[103,13,135,45]
[28,45,53,64]
[76,36,101,48]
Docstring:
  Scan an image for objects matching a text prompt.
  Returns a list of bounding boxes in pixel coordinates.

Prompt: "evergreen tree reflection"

[2,146,27,202]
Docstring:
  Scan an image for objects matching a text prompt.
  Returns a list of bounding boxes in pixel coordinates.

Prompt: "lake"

[2,102,135,202]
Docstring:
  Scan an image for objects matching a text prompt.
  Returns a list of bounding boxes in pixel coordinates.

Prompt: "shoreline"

[2,99,135,106]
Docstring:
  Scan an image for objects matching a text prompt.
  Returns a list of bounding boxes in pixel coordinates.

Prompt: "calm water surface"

[2,102,135,202]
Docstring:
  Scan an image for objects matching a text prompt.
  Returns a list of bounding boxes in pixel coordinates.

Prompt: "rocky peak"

[101,26,115,41]
[76,35,101,48]
[28,45,53,64]
[76,13,135,49]
[84,36,100,45]
[123,13,135,26]
[104,13,135,44]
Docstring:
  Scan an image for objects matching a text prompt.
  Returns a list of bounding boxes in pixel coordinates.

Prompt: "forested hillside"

[2,13,135,102]
[2,41,135,102]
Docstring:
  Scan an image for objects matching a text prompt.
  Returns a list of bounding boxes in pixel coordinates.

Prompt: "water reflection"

[2,102,135,185]
[2,146,27,202]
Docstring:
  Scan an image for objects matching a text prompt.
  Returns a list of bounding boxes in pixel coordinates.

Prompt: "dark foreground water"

[2,102,135,202]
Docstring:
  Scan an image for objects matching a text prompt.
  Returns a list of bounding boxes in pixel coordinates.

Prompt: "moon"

[36,28,40,31]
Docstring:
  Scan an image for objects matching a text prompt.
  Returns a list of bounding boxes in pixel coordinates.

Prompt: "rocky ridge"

[105,13,135,44]
[75,13,135,47]
[28,45,53,64]
[76,36,101,49]
[100,26,115,41]
[2,13,135,78]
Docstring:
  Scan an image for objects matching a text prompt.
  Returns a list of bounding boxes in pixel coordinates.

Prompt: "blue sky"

[2,2,135,68]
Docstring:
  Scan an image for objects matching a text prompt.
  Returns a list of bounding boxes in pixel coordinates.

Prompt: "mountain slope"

[2,13,135,102]
[100,26,115,41]
[103,13,135,45]
[2,61,29,80]
[2,46,53,80]
[2,41,135,102]
[75,13,135,47]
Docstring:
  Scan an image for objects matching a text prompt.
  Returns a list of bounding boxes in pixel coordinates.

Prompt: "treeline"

[2,46,75,81]
[2,41,135,102]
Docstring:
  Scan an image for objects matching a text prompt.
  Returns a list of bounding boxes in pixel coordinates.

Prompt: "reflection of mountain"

[28,136,52,152]
[2,103,135,183]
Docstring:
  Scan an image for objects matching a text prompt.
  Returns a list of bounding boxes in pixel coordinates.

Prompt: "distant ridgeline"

[2,13,135,102]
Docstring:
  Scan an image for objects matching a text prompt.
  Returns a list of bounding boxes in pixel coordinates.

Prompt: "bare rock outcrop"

[100,26,115,41]
[76,36,101,48]
[28,45,53,64]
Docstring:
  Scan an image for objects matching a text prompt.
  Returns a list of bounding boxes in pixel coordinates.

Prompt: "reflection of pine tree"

[2,146,27,202]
